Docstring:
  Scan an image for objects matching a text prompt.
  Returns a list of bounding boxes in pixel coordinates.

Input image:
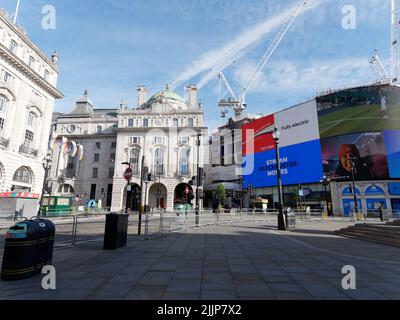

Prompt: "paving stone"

[137,271,174,286]
[125,285,167,300]
[200,290,237,300]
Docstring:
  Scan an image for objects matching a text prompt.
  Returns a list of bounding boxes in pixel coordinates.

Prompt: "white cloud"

[170,0,324,90]
[233,56,381,96]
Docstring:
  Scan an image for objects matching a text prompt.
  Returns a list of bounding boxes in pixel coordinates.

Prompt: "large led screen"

[242,101,323,188]
[317,84,400,139]
[384,130,400,178]
[321,131,389,181]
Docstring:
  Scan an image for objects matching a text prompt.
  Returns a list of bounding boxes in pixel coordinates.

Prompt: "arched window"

[128,118,134,127]
[44,69,50,81]
[179,149,190,175]
[143,118,149,127]
[9,39,18,53]
[28,56,35,68]
[0,95,7,112]
[173,118,178,127]
[154,148,164,175]
[188,118,194,127]
[58,184,74,194]
[13,167,32,184]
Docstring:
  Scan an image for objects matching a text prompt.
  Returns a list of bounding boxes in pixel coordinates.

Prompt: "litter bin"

[285,211,296,229]
[1,218,55,281]
[103,213,129,250]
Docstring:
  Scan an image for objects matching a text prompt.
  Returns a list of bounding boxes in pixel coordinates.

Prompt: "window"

[27,112,37,128]
[92,168,98,178]
[95,142,101,149]
[173,118,178,127]
[3,71,12,85]
[24,130,34,146]
[0,117,4,132]
[143,118,149,127]
[108,167,115,178]
[28,56,35,68]
[128,136,140,145]
[130,149,140,175]
[178,136,190,144]
[110,153,115,162]
[188,118,194,127]
[44,69,50,81]
[128,118,134,127]
[179,149,190,175]
[154,137,165,144]
[96,125,102,133]
[9,40,18,53]
[220,136,225,166]
[154,148,164,175]
[66,162,75,178]
[13,167,32,184]
[111,142,116,149]
[0,95,7,112]
[94,153,99,162]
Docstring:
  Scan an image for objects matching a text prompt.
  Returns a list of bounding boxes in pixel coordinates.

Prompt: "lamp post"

[121,162,131,214]
[38,152,52,217]
[349,157,359,216]
[320,175,330,216]
[273,127,286,231]
[156,161,162,208]
[195,133,201,227]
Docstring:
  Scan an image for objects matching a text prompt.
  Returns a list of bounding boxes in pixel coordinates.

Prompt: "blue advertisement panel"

[389,182,400,195]
[342,199,363,217]
[366,199,387,211]
[384,130,400,178]
[243,139,323,188]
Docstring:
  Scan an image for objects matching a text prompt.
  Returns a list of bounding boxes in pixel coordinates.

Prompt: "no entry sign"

[124,167,133,182]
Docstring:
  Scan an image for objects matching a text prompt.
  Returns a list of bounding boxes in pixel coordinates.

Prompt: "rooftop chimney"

[186,84,198,109]
[137,85,148,108]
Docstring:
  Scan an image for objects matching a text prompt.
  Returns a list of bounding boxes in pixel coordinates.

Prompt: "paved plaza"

[1,220,400,300]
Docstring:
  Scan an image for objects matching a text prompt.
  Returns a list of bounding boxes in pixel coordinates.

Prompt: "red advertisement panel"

[242,114,275,156]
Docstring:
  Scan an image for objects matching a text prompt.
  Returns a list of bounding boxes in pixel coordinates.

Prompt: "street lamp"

[121,161,131,214]
[349,157,359,217]
[156,161,162,208]
[320,175,330,216]
[38,152,52,217]
[272,127,286,231]
[195,133,202,227]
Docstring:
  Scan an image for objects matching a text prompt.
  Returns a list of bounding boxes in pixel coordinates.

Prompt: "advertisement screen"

[321,131,389,181]
[242,101,323,188]
[384,130,400,178]
[317,84,400,139]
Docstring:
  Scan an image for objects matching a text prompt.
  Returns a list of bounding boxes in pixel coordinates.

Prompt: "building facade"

[50,85,206,212]
[0,10,63,201]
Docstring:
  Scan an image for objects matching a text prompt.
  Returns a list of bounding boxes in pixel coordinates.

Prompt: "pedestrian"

[378,204,384,222]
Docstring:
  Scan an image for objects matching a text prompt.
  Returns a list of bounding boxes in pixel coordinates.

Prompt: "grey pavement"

[1,220,400,300]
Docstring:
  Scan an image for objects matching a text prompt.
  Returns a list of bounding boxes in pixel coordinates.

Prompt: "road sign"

[124,167,133,182]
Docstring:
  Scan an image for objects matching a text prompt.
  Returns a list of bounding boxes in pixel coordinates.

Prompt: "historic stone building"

[50,85,206,211]
[0,10,63,197]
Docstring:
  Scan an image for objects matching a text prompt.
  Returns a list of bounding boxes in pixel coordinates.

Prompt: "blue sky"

[1,0,394,129]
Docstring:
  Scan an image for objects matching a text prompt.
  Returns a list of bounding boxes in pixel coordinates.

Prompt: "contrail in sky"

[171,0,323,90]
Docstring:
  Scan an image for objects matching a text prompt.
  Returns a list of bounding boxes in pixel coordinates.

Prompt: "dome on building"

[145,85,187,110]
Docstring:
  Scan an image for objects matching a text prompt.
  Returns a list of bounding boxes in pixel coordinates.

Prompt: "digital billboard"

[317,84,400,139]
[384,130,400,178]
[321,131,389,181]
[242,101,323,188]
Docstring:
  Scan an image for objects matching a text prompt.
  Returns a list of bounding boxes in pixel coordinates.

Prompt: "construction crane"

[392,0,398,84]
[369,49,391,84]
[217,0,307,118]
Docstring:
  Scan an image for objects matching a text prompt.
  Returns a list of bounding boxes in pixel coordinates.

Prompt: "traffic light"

[147,173,152,181]
[198,167,204,185]
[189,176,195,186]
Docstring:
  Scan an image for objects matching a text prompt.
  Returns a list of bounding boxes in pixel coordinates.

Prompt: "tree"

[216,184,226,209]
